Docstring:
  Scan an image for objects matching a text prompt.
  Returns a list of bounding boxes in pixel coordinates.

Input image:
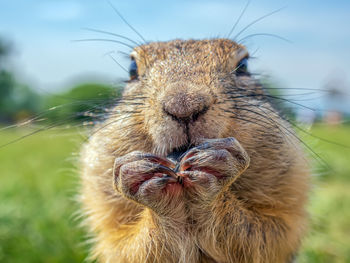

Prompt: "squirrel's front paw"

[179,137,250,197]
[113,152,184,214]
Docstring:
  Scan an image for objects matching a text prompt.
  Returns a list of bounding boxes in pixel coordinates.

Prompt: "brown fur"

[80,39,309,262]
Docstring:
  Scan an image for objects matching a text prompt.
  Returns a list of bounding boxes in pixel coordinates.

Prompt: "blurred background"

[0,0,349,262]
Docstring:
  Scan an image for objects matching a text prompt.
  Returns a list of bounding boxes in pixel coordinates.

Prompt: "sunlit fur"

[80,39,309,263]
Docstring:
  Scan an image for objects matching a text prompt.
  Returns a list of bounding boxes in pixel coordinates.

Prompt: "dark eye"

[235,57,249,76]
[129,58,138,80]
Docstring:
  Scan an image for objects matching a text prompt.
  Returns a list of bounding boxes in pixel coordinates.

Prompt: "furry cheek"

[188,108,228,145]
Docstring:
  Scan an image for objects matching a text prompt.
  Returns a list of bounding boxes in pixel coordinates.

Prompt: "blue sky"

[1,0,350,112]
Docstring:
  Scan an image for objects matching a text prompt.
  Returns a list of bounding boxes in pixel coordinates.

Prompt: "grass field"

[0,125,349,263]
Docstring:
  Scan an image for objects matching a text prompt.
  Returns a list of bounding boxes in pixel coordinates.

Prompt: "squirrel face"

[123,39,261,156]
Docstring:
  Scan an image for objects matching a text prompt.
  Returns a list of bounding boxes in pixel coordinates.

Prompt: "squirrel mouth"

[167,144,193,162]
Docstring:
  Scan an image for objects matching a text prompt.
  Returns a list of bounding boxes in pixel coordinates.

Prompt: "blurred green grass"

[0,125,349,263]
[298,125,350,263]
[0,128,87,263]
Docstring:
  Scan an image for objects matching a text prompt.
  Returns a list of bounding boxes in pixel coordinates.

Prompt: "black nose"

[162,92,209,123]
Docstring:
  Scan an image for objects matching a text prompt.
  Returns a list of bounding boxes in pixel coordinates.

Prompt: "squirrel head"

[123,39,264,156]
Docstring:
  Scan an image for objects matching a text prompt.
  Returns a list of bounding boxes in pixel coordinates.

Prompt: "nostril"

[161,87,212,123]
[192,106,209,122]
[163,93,198,118]
[162,105,188,123]
[163,102,209,123]
[163,107,208,123]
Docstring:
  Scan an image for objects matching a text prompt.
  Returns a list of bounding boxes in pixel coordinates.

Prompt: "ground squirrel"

[80,39,309,262]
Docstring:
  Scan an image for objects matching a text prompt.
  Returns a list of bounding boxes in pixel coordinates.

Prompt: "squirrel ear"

[235,46,249,65]
[238,46,248,58]
[228,46,249,70]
